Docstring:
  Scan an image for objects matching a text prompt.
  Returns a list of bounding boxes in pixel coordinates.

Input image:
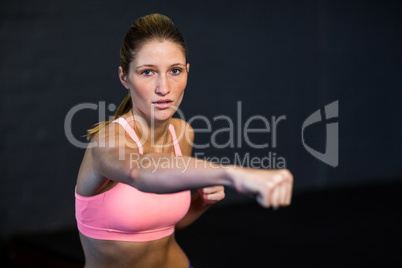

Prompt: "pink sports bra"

[75,117,191,242]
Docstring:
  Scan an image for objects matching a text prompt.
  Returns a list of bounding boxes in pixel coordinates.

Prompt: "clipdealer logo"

[64,100,339,169]
[301,100,339,167]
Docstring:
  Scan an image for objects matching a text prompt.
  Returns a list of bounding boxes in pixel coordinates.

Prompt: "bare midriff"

[79,232,189,268]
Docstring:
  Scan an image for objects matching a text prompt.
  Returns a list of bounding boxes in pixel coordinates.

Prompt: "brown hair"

[86,13,187,140]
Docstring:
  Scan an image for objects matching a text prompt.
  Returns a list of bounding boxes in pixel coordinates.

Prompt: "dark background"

[1,0,401,266]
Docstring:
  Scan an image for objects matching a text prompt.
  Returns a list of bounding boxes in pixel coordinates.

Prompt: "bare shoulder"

[76,119,140,196]
[170,118,194,156]
[92,118,140,152]
[76,123,120,196]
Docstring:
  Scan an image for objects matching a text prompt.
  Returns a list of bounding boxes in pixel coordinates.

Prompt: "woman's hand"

[229,168,293,209]
[197,186,225,206]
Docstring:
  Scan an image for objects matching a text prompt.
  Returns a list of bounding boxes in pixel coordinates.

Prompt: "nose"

[155,73,171,96]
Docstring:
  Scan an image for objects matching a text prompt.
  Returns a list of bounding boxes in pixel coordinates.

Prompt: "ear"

[118,66,129,89]
[186,63,190,73]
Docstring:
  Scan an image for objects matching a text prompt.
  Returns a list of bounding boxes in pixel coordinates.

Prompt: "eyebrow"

[135,63,186,70]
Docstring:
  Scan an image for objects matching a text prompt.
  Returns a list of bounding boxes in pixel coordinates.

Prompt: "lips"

[152,99,173,109]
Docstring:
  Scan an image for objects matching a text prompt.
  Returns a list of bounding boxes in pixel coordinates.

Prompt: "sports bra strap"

[168,124,183,156]
[112,117,143,154]
[112,117,182,156]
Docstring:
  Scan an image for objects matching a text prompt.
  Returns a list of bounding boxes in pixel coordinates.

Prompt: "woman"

[75,13,293,268]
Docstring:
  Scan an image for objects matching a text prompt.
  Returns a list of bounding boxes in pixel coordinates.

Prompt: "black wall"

[1,0,401,238]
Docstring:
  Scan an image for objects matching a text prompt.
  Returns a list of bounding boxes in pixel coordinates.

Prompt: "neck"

[128,109,172,150]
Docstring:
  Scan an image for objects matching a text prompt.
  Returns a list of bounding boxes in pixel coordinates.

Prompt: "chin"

[150,109,176,122]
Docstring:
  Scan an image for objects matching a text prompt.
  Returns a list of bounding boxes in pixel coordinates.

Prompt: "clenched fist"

[229,168,293,209]
[197,186,225,205]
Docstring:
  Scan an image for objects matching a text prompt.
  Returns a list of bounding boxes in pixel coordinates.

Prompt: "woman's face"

[119,40,189,123]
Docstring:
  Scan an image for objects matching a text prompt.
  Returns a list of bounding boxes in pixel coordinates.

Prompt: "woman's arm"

[174,120,226,230]
[91,122,293,208]
[131,155,292,208]
[175,186,225,230]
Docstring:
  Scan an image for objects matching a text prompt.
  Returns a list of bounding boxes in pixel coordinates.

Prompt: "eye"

[141,69,154,76]
[170,68,182,75]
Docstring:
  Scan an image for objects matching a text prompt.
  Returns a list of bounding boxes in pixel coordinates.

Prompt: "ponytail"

[85,93,132,140]
[85,13,187,141]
